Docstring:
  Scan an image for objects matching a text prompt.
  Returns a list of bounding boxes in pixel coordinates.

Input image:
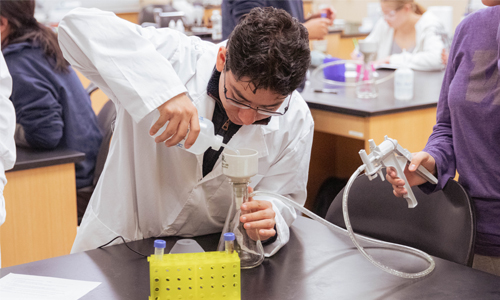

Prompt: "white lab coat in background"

[0,52,16,226]
[365,12,445,71]
[58,8,314,256]
[0,49,17,267]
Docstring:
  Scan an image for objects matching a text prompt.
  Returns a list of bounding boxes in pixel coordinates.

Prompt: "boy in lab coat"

[59,7,314,256]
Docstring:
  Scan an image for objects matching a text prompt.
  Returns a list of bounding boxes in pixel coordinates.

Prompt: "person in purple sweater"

[387,1,500,276]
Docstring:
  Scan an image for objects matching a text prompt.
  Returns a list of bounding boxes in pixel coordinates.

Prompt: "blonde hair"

[381,0,426,15]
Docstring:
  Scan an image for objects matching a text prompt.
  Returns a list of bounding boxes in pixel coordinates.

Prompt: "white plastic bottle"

[211,10,222,40]
[168,19,176,30]
[176,19,185,33]
[151,111,223,155]
[394,50,414,101]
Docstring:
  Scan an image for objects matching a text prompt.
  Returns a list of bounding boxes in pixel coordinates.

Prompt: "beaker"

[356,40,378,99]
[218,148,265,269]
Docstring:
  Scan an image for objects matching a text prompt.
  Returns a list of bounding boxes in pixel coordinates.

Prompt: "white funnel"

[222,148,258,183]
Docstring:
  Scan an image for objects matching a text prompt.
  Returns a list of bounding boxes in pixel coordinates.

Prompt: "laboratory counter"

[302,69,444,117]
[0,146,85,268]
[328,22,369,38]
[9,146,85,172]
[1,216,499,299]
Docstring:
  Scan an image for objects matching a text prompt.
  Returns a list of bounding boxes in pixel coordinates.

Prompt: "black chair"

[76,95,116,224]
[325,169,476,266]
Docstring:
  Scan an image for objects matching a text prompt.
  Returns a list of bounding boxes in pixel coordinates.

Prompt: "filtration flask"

[218,148,265,269]
[356,40,378,99]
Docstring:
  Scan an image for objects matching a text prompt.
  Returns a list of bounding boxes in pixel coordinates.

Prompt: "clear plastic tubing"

[224,232,235,254]
[154,239,166,261]
[251,165,435,279]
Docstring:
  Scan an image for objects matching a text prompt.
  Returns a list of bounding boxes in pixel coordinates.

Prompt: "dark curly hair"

[226,7,310,96]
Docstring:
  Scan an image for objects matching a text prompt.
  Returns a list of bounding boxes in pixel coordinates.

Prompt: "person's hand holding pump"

[240,186,277,241]
[386,151,437,197]
[150,93,201,148]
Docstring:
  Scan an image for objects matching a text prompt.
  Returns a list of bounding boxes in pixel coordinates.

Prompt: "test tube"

[154,239,166,261]
[224,233,235,254]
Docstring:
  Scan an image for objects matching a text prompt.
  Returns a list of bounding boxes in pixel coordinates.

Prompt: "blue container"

[323,57,346,82]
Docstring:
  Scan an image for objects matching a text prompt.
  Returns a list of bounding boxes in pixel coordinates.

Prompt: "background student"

[0,0,102,217]
[222,0,335,41]
[362,0,444,71]
[0,49,16,266]
[387,1,500,276]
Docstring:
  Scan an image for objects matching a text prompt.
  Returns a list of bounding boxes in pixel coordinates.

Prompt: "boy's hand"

[240,186,277,241]
[150,93,200,148]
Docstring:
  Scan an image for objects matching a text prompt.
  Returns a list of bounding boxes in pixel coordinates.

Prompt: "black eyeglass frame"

[222,64,291,117]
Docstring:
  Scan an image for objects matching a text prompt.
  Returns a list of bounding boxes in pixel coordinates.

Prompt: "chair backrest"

[325,170,476,266]
[93,99,116,186]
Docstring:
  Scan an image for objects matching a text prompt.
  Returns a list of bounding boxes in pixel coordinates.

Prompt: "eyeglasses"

[223,64,291,116]
[382,6,404,19]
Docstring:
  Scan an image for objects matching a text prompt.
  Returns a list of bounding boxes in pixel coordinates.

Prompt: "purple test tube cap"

[154,239,166,249]
[224,233,235,241]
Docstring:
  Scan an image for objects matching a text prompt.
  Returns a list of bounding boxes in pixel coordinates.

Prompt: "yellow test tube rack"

[148,251,241,300]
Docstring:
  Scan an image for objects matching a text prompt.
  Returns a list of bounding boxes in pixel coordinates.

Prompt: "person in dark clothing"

[222,0,335,40]
[0,0,102,190]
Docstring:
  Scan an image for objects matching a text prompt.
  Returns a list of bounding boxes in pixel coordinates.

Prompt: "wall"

[313,0,468,32]
[72,0,141,13]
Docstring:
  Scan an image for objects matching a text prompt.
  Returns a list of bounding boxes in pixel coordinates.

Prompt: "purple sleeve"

[419,25,463,194]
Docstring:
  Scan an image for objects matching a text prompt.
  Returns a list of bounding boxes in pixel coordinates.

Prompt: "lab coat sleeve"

[0,53,17,226]
[9,70,64,149]
[58,8,189,123]
[390,25,444,71]
[253,111,314,256]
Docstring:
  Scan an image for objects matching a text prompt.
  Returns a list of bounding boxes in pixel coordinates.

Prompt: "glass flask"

[218,181,265,269]
[356,40,378,99]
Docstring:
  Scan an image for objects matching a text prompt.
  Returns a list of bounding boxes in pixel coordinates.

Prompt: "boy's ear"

[215,46,227,72]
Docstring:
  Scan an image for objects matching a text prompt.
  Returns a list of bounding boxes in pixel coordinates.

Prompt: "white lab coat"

[0,49,17,268]
[58,8,314,256]
[0,52,16,227]
[365,12,445,71]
